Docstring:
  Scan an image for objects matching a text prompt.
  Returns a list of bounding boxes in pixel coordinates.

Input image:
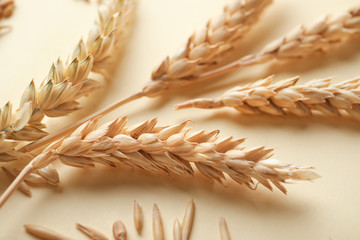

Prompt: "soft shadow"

[197,109,360,131]
[54,165,305,214]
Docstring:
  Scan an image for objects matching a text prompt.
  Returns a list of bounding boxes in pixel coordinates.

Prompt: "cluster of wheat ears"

[0,0,359,238]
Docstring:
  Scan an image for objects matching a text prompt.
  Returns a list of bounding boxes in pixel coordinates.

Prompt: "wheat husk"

[219,217,231,240]
[134,200,143,234]
[113,220,127,240]
[24,224,74,240]
[176,75,360,119]
[0,0,135,163]
[76,223,109,240]
[153,204,165,240]
[143,0,272,97]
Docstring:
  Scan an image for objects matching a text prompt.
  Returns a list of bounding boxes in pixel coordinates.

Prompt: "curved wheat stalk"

[0,116,319,208]
[175,75,360,119]
[0,0,135,163]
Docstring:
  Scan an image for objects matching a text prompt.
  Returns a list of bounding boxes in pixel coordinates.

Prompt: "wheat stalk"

[175,75,360,119]
[0,116,319,208]
[0,0,135,164]
[24,3,360,155]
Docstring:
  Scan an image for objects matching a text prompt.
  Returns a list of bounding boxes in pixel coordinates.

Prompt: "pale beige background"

[0,0,360,239]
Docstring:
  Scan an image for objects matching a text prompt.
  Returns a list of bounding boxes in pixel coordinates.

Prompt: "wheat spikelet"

[0,116,318,208]
[176,75,360,119]
[0,0,135,164]
[196,5,360,82]
[143,0,272,97]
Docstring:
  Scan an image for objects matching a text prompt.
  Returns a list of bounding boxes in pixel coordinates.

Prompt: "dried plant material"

[181,200,195,240]
[153,204,165,240]
[0,116,319,208]
[134,200,143,234]
[113,220,127,240]
[24,224,73,240]
[2,167,32,197]
[143,0,273,97]
[219,217,231,240]
[195,5,360,82]
[173,219,182,240]
[176,75,360,119]
[0,0,135,162]
[76,223,109,240]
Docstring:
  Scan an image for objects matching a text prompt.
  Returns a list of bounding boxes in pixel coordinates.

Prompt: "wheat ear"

[0,0,14,21]
[19,0,270,153]
[143,0,272,97]
[196,5,360,82]
[0,116,319,208]
[0,0,135,164]
[176,75,360,119]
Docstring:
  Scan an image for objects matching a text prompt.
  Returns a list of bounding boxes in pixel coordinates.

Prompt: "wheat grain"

[195,5,360,83]
[24,224,74,240]
[176,75,360,119]
[113,220,127,240]
[0,0,14,20]
[143,0,272,97]
[181,199,195,240]
[76,223,109,240]
[153,203,165,240]
[173,218,182,240]
[134,200,143,234]
[219,217,231,240]
[0,116,319,207]
[0,0,135,164]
